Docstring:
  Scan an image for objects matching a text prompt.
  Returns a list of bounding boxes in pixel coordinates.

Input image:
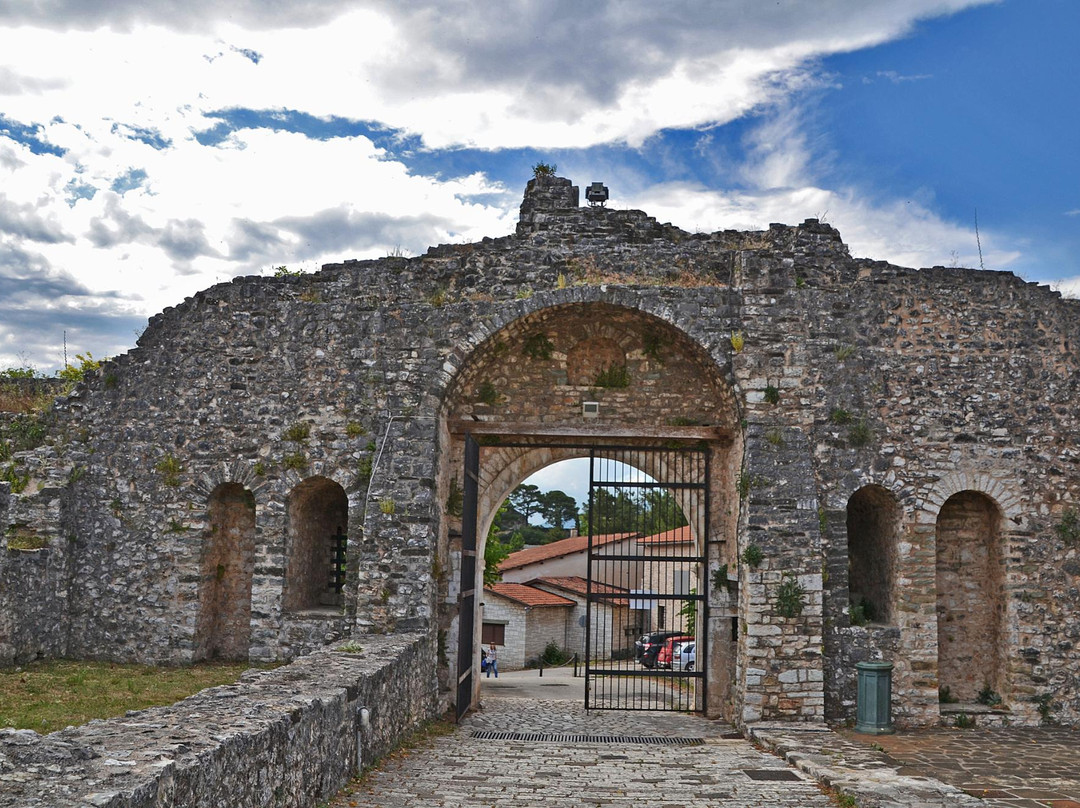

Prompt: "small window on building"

[482,622,505,646]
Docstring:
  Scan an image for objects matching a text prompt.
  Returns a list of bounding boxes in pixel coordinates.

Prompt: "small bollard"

[855,660,895,734]
[539,658,543,677]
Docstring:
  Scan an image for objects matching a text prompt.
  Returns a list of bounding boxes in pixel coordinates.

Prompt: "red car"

[655,635,693,669]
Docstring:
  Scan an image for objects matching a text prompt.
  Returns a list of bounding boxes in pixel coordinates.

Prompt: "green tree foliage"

[498,484,581,545]
[56,353,101,385]
[538,489,578,531]
[484,502,515,585]
[582,487,688,536]
[508,484,545,523]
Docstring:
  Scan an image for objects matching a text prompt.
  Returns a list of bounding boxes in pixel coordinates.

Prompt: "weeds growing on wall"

[283,452,307,472]
[642,330,665,363]
[741,543,764,569]
[532,161,557,177]
[57,353,101,388]
[763,384,780,404]
[0,368,54,413]
[477,381,504,406]
[1032,693,1055,725]
[5,527,45,550]
[594,364,630,388]
[445,477,463,518]
[357,456,373,485]
[737,471,767,499]
[764,427,784,447]
[829,407,854,425]
[154,454,182,486]
[345,421,367,438]
[522,333,554,361]
[834,344,856,361]
[775,574,806,618]
[730,331,745,353]
[848,419,872,447]
[283,422,311,443]
[0,412,49,462]
[1055,508,1080,546]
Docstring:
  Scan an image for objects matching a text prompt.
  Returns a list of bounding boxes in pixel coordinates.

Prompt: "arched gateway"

[4,174,1078,731]
[439,301,742,718]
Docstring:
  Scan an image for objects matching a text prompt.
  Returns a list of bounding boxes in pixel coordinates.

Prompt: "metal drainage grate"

[471,731,704,745]
[743,769,803,782]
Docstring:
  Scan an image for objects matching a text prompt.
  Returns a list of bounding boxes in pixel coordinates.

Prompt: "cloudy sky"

[1,0,1077,372]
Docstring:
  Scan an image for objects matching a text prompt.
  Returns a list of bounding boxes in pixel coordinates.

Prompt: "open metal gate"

[585,446,708,711]
[455,434,480,721]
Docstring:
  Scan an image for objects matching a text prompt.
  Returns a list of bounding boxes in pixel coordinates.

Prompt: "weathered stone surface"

[0,634,436,808]
[0,175,1077,735]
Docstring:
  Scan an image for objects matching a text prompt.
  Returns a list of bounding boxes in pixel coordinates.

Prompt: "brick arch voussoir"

[924,471,1025,526]
[833,474,913,515]
[434,286,736,415]
[190,460,267,502]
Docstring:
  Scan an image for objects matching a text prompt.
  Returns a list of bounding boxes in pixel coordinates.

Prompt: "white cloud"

[628,180,1020,272]
[1050,277,1080,299]
[0,0,1010,369]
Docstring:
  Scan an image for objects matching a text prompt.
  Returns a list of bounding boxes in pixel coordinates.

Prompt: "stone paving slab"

[329,670,1080,808]
[334,697,835,808]
[842,727,1080,808]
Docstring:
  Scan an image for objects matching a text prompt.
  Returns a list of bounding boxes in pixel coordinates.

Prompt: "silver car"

[672,641,696,671]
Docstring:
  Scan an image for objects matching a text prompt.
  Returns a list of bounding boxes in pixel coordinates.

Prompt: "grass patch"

[0,660,268,732]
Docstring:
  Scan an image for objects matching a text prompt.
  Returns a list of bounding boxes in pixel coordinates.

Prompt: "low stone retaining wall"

[0,633,438,807]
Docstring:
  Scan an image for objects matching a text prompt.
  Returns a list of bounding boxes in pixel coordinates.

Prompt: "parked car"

[635,631,685,668]
[655,635,693,669]
[672,641,696,672]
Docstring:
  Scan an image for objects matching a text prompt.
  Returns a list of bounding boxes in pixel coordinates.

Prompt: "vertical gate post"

[456,434,480,721]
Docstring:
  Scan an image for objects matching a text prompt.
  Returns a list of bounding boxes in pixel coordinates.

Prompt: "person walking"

[486,642,498,678]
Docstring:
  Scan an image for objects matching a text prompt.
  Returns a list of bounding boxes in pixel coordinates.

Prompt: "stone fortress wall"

[1,174,1078,742]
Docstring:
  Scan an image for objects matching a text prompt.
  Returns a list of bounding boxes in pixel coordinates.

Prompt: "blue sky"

[0,0,1077,372]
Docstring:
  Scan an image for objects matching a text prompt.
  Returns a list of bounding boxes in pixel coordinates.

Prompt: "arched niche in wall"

[194,482,256,662]
[935,490,1005,701]
[846,484,900,624]
[284,476,349,612]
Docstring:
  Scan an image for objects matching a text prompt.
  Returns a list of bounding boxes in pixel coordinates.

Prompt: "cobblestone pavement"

[333,693,835,807]
[844,727,1080,808]
[331,670,1080,808]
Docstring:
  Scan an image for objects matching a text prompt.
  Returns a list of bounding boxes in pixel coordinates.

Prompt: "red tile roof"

[530,576,630,607]
[499,532,639,571]
[484,582,576,608]
[639,524,694,545]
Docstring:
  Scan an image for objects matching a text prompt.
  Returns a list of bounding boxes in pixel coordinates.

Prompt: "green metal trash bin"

[855,660,895,734]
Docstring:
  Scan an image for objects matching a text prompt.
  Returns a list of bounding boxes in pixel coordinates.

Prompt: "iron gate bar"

[456,436,711,717]
[456,433,480,722]
[584,445,709,712]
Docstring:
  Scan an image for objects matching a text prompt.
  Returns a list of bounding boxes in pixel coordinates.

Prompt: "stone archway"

[194,482,256,662]
[438,301,740,719]
[284,476,349,612]
[847,484,901,625]
[935,490,1005,701]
